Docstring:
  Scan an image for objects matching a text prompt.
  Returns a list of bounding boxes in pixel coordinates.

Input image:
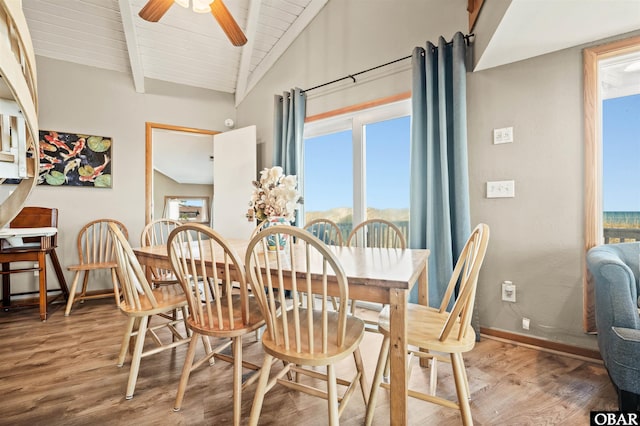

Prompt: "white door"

[213,125,257,239]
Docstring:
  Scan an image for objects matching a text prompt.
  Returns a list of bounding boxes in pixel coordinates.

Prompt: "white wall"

[0,56,235,296]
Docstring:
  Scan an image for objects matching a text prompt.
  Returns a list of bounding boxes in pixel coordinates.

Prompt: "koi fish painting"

[4,130,112,188]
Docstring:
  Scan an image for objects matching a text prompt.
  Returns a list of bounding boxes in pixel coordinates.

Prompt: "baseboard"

[480,327,602,361]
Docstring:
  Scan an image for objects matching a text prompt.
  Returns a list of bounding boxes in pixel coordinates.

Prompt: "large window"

[584,36,640,332]
[602,93,640,242]
[303,99,411,242]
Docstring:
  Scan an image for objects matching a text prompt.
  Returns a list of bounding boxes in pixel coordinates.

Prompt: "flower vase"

[264,216,289,251]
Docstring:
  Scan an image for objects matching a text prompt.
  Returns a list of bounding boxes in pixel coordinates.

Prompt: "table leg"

[389,288,408,426]
[417,264,431,368]
[417,262,428,307]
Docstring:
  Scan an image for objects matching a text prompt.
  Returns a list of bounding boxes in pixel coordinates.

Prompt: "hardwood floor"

[0,299,617,425]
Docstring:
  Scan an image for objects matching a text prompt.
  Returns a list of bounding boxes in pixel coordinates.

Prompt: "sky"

[602,93,640,212]
[304,116,410,212]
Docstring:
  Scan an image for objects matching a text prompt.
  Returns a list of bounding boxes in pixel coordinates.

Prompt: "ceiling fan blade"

[139,0,174,22]
[210,0,247,46]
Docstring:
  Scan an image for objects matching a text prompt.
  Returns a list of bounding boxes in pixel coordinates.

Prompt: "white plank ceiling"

[21,0,328,104]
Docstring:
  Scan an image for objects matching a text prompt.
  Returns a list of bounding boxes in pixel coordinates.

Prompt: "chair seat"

[377,304,476,353]
[119,286,188,317]
[68,261,117,271]
[187,294,265,338]
[263,309,365,366]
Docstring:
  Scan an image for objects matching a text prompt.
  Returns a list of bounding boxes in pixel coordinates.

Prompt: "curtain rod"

[302,33,474,94]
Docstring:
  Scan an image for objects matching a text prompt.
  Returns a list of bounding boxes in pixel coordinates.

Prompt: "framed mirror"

[163,196,210,223]
[145,122,219,225]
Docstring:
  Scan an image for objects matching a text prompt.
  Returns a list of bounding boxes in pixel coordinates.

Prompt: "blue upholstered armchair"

[586,242,640,411]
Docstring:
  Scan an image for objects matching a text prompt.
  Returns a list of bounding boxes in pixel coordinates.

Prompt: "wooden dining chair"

[140,218,182,287]
[304,218,344,246]
[107,222,191,400]
[365,223,490,426]
[167,223,265,426]
[64,219,128,316]
[245,225,368,426]
[346,218,406,326]
[305,218,344,311]
[347,218,406,250]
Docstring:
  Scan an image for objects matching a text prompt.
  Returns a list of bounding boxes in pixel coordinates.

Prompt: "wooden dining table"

[133,239,429,425]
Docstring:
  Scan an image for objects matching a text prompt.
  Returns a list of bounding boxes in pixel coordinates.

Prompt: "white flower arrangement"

[250,166,303,222]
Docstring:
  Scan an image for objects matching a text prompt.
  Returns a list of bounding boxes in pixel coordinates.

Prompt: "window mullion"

[353,117,365,226]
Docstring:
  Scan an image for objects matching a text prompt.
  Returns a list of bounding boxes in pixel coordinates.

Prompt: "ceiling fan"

[138,0,247,46]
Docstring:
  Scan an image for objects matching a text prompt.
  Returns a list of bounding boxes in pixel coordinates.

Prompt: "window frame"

[583,35,640,332]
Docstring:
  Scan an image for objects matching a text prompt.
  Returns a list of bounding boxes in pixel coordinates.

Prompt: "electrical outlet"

[501,281,516,302]
[33,262,39,277]
[522,317,530,330]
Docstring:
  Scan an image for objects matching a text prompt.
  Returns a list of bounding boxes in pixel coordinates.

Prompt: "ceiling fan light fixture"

[192,0,211,13]
[210,0,247,46]
[139,0,246,46]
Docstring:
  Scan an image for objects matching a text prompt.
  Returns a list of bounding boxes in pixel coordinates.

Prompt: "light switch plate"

[493,127,514,144]
[487,180,515,198]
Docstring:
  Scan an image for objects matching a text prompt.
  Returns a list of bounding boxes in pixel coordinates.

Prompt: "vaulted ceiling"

[22,0,327,105]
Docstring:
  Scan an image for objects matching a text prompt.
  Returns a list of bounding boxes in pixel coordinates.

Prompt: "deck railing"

[603,228,640,244]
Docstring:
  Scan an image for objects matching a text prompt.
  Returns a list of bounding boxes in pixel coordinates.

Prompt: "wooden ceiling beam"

[119,0,146,93]
[468,0,484,32]
[235,0,262,105]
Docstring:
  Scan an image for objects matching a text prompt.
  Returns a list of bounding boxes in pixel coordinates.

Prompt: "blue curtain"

[409,32,471,308]
[273,87,306,225]
[273,88,306,176]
